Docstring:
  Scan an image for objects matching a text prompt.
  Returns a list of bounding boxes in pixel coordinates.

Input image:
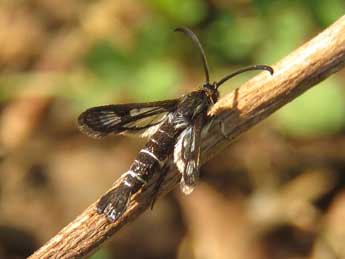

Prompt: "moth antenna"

[175,27,210,85]
[216,65,274,89]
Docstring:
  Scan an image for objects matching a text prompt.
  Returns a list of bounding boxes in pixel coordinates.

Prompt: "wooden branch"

[28,15,345,259]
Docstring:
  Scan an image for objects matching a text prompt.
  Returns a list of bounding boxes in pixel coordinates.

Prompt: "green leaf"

[273,78,345,138]
[206,14,264,62]
[146,0,207,24]
[130,60,180,101]
[308,0,345,26]
[256,3,313,64]
[84,40,131,85]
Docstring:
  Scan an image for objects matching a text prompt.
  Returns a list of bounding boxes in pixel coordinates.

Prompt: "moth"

[78,27,273,222]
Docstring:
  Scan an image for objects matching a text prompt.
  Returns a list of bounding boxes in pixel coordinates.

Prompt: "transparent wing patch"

[78,100,178,138]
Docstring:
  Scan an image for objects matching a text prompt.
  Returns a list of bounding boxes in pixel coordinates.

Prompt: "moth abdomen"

[96,181,133,222]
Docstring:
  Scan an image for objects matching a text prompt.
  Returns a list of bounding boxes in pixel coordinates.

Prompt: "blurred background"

[0,1,345,259]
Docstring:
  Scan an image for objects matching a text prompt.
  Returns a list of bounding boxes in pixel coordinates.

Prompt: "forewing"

[174,115,203,195]
[78,99,178,138]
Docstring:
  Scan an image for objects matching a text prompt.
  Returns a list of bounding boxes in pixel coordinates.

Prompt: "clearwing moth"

[78,27,273,222]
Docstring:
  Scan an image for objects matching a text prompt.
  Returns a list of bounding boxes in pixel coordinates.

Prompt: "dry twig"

[29,15,345,259]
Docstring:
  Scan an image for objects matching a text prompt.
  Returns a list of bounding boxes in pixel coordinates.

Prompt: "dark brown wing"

[78,99,179,138]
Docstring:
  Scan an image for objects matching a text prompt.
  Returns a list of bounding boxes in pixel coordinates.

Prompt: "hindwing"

[174,115,203,194]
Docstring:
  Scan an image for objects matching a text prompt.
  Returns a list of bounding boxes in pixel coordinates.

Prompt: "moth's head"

[203,82,219,104]
[201,64,274,105]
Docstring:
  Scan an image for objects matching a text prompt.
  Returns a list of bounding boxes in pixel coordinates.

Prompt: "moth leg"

[200,116,213,137]
[219,119,230,139]
[150,165,169,209]
[203,116,230,139]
